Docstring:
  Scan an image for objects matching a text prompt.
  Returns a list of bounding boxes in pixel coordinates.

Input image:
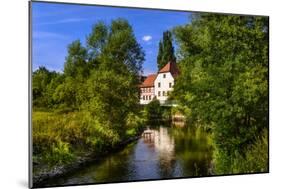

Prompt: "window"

[163,74,166,78]
[158,82,161,87]
[158,91,161,96]
[169,83,172,88]
[148,88,151,92]
[163,91,165,96]
[149,95,151,100]
[167,91,170,96]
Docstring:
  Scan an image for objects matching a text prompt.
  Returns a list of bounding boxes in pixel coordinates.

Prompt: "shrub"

[32,110,143,168]
[214,129,268,174]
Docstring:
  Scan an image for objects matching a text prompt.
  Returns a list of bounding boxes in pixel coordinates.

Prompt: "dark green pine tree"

[157,40,164,70]
[157,31,176,70]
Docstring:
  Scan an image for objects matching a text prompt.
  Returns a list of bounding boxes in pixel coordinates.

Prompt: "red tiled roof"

[158,61,179,77]
[139,74,157,88]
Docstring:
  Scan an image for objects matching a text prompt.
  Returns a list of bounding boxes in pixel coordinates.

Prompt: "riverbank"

[32,111,144,187]
[33,134,142,187]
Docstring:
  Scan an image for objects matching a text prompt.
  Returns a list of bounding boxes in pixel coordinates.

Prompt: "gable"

[158,61,179,77]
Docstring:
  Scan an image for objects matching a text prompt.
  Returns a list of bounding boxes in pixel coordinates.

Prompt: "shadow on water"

[44,124,214,187]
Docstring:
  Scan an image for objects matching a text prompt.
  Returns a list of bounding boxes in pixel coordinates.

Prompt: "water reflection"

[45,126,214,187]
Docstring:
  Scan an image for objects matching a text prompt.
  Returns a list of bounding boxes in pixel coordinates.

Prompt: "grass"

[32,110,143,173]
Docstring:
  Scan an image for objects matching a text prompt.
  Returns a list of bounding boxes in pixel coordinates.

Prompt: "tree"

[102,18,145,76]
[144,98,162,122]
[157,30,176,69]
[55,40,90,110]
[173,13,268,173]
[87,21,108,65]
[32,66,59,108]
[64,40,88,78]
[84,18,145,138]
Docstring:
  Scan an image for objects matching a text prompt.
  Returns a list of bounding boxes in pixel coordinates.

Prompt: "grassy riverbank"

[32,110,144,184]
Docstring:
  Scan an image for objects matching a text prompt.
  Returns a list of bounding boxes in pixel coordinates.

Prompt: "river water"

[47,126,214,186]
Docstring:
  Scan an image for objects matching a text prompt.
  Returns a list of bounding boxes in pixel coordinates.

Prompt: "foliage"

[214,129,268,174]
[143,98,163,121]
[64,40,89,78]
[173,13,269,173]
[32,67,62,108]
[157,30,176,69]
[33,111,117,166]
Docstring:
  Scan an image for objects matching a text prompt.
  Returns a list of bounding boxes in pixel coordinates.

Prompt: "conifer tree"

[157,30,176,70]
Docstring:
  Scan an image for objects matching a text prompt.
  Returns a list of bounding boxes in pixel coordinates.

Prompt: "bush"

[214,129,268,174]
[144,99,162,122]
[32,110,143,168]
[125,112,144,138]
[45,140,75,165]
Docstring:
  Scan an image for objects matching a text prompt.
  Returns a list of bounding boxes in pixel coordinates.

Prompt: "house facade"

[139,74,157,104]
[139,61,179,105]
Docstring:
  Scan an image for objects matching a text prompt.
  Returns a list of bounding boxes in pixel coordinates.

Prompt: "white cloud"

[142,35,152,42]
[38,18,87,25]
[33,31,68,40]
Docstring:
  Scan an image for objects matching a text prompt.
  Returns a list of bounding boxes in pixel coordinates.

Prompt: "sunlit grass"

[32,110,143,171]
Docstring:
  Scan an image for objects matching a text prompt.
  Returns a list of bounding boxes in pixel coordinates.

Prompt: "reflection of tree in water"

[89,144,136,182]
[173,127,214,177]
[53,143,137,185]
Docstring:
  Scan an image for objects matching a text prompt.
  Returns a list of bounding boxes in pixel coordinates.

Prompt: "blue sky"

[32,2,190,75]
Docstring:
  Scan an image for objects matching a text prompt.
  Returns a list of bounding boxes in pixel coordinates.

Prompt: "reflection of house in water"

[142,127,177,177]
[154,127,175,156]
[142,127,174,154]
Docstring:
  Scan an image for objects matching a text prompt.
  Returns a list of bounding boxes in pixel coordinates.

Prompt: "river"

[46,125,214,186]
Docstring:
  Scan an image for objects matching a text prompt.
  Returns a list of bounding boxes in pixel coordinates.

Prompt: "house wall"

[140,87,155,104]
[154,72,174,104]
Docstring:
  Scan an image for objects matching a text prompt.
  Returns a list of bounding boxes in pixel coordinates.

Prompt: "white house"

[139,61,179,105]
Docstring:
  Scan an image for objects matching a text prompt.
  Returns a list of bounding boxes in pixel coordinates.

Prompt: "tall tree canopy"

[84,18,145,137]
[173,13,268,173]
[157,30,176,70]
[64,40,89,78]
[33,18,145,137]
